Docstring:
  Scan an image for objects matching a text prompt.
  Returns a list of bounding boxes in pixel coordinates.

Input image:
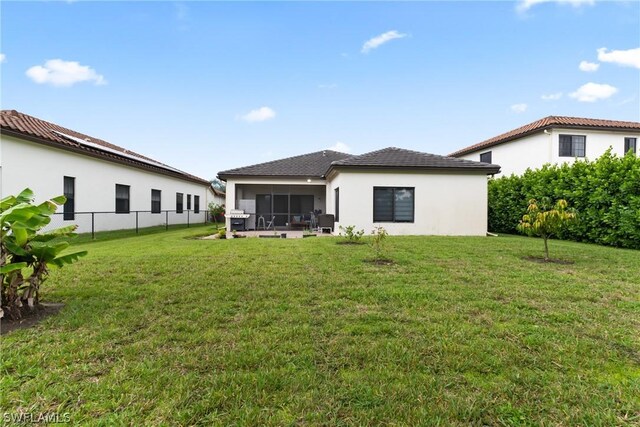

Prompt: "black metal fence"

[45,210,211,240]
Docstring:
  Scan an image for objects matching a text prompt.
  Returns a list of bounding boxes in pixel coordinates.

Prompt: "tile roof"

[449,115,640,157]
[219,147,500,179]
[329,147,500,174]
[217,150,352,179]
[0,109,211,185]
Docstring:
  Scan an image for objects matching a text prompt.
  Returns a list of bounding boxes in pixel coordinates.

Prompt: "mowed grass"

[1,226,639,426]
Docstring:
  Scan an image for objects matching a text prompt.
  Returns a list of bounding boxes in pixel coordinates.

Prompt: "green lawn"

[2,226,639,425]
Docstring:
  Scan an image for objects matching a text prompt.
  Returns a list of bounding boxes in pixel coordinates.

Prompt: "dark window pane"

[560,134,586,157]
[116,184,130,214]
[573,136,586,157]
[334,188,340,222]
[625,137,637,154]
[480,151,492,163]
[394,188,414,222]
[194,196,200,214]
[63,176,75,220]
[559,135,572,157]
[290,195,313,215]
[373,187,394,222]
[176,192,183,213]
[256,194,271,216]
[151,189,161,213]
[273,194,288,214]
[187,194,191,210]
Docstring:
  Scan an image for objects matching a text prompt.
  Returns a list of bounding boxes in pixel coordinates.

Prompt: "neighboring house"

[450,116,640,176]
[217,147,500,236]
[209,186,226,206]
[0,110,217,232]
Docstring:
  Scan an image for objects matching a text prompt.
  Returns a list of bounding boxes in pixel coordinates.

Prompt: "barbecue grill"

[225,209,251,231]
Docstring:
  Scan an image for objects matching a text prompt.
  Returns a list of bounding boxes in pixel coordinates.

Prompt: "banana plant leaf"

[50,250,88,267]
[0,262,28,274]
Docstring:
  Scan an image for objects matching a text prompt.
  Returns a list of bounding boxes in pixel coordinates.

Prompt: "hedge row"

[488,150,640,249]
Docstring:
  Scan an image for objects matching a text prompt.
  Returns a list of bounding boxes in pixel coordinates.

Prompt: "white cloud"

[26,59,106,87]
[541,92,563,101]
[240,107,276,123]
[327,141,351,153]
[361,30,408,54]
[579,60,599,72]
[510,103,528,113]
[597,47,640,69]
[569,82,618,102]
[0,53,5,64]
[517,0,595,12]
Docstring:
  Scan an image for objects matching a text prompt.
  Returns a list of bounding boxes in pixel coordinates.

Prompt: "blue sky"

[1,0,639,180]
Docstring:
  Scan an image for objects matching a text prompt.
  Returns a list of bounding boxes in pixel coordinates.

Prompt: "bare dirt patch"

[1,303,64,335]
[522,256,574,265]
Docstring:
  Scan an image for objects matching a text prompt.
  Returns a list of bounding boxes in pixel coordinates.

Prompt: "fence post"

[187,210,190,228]
[136,211,139,234]
[166,211,169,231]
[91,212,95,240]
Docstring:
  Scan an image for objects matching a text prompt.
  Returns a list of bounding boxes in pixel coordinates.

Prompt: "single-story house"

[0,110,222,233]
[217,147,500,236]
[450,116,640,176]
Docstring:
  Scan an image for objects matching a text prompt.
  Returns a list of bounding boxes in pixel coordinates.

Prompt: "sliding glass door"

[255,192,315,228]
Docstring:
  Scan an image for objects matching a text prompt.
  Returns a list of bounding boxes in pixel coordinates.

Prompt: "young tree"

[517,199,576,260]
[1,189,87,320]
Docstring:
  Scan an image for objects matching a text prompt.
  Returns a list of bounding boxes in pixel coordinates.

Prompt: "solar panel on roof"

[51,130,186,174]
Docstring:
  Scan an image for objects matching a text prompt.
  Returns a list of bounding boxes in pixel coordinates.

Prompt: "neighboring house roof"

[328,147,500,174]
[217,150,352,179]
[210,186,225,197]
[0,109,210,186]
[449,115,640,157]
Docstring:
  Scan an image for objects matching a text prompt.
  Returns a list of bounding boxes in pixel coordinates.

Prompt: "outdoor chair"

[266,215,276,230]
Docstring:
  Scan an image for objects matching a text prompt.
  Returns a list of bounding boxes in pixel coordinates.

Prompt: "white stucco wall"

[326,170,490,236]
[460,129,640,176]
[0,135,212,233]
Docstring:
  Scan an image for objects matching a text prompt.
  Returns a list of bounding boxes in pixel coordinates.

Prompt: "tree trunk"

[543,236,550,261]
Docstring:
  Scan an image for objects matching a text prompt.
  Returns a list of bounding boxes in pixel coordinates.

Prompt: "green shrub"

[338,225,365,243]
[1,189,87,320]
[370,226,389,260]
[488,150,640,249]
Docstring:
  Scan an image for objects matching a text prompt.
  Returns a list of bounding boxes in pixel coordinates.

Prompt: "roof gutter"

[326,164,501,176]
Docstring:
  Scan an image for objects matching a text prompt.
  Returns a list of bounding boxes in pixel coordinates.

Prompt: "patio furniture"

[317,214,335,233]
[290,215,308,230]
[266,215,276,230]
[256,216,266,230]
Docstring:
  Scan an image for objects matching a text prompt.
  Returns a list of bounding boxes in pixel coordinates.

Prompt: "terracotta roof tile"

[0,110,210,185]
[449,115,640,157]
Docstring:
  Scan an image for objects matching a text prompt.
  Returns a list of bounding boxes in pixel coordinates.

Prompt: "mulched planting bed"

[1,303,64,335]
[522,256,575,265]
